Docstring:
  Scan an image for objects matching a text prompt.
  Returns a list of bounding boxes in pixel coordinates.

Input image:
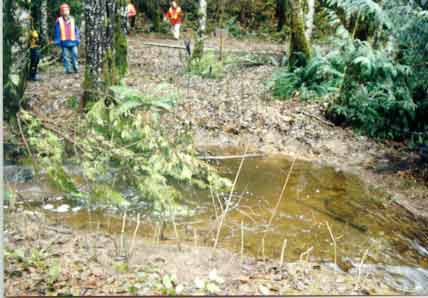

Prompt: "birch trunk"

[40,0,48,46]
[193,0,207,60]
[288,0,311,69]
[305,0,315,40]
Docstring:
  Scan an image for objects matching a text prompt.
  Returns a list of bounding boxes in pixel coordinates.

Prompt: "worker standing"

[54,3,80,74]
[127,0,137,33]
[29,30,42,81]
[166,1,184,40]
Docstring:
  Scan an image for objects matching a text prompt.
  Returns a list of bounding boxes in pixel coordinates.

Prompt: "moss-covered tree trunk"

[82,0,128,107]
[192,0,207,61]
[288,0,311,69]
[3,0,31,121]
[305,0,315,40]
[114,0,128,78]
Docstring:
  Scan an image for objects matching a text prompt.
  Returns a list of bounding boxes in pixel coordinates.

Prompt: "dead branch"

[198,153,264,160]
[300,110,335,127]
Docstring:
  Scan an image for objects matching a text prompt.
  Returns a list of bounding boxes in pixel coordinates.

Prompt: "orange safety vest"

[58,16,76,41]
[168,7,182,24]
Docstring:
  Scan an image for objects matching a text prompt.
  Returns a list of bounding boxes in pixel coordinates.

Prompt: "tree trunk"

[114,0,128,78]
[305,0,315,40]
[276,0,286,32]
[40,0,48,46]
[192,0,207,60]
[288,0,311,69]
[83,0,127,107]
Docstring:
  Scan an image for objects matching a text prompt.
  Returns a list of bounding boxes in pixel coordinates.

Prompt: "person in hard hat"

[29,30,42,81]
[165,1,184,40]
[54,3,80,74]
[127,0,137,33]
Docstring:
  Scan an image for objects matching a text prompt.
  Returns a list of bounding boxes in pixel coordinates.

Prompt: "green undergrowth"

[269,3,428,146]
[20,83,231,220]
[187,52,236,79]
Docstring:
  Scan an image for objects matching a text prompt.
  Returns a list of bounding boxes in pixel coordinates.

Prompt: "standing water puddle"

[5,155,428,293]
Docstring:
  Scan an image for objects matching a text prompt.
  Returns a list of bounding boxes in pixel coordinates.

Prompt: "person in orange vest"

[127,0,137,32]
[165,1,184,40]
[54,3,80,74]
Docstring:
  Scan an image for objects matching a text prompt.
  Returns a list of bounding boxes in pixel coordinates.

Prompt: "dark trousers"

[128,16,136,29]
[30,48,41,79]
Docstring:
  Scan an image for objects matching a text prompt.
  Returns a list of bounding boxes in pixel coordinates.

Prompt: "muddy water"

[5,154,428,293]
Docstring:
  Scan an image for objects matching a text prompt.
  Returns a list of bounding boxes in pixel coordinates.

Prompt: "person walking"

[165,1,184,40]
[54,3,80,74]
[127,0,137,33]
[29,30,42,81]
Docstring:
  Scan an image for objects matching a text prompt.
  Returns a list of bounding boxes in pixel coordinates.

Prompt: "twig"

[355,248,370,291]
[198,153,264,160]
[261,237,266,261]
[240,220,244,264]
[193,228,198,248]
[279,239,287,268]
[129,213,141,257]
[120,212,127,256]
[17,114,39,174]
[172,216,182,252]
[213,143,249,250]
[209,182,219,220]
[299,246,314,262]
[300,111,335,127]
[267,157,297,227]
[326,221,337,272]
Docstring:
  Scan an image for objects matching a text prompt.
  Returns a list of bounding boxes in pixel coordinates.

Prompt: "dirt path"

[23,33,428,221]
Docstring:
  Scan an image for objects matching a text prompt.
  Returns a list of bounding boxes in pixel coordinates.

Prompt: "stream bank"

[5,33,428,295]
[5,211,397,296]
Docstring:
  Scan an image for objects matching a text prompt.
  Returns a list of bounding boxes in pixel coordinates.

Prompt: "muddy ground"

[5,33,427,295]
[128,34,428,221]
[5,211,395,296]
[21,33,428,221]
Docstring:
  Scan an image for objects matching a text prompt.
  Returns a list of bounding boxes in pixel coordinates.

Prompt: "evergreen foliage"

[20,85,231,218]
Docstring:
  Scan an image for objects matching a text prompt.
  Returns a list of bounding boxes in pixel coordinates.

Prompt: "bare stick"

[262,237,266,261]
[129,213,141,257]
[300,111,334,127]
[326,221,337,272]
[17,115,39,174]
[120,211,127,255]
[213,143,249,250]
[267,157,297,227]
[355,248,369,291]
[152,223,158,244]
[261,157,297,254]
[279,239,288,268]
[240,220,244,264]
[198,153,264,160]
[173,217,182,252]
[193,228,198,248]
[209,183,219,220]
[299,246,314,262]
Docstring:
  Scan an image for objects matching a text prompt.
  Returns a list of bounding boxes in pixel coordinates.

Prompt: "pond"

[4,153,428,294]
